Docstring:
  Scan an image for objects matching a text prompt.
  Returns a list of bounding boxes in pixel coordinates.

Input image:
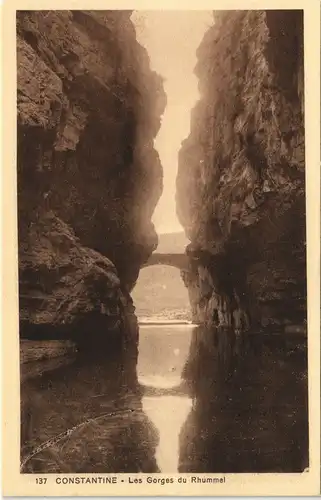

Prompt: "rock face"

[17,11,166,343]
[177,10,306,334]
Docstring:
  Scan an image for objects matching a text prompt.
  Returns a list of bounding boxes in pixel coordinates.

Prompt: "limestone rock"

[17,11,166,339]
[177,10,306,332]
[19,213,123,335]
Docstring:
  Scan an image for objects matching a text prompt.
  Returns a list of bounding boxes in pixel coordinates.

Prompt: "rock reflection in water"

[179,326,309,473]
[21,324,308,474]
[21,355,160,473]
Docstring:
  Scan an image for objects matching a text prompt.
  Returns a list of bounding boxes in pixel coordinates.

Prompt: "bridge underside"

[142,253,188,270]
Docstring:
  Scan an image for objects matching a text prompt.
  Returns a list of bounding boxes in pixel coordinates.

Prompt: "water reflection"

[21,355,160,473]
[178,326,309,473]
[137,324,194,389]
[142,396,192,472]
[137,324,194,472]
[21,323,308,473]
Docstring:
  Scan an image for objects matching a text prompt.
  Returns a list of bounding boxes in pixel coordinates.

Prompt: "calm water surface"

[21,324,308,473]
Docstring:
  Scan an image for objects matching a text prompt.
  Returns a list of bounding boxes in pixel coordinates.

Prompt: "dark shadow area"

[20,349,160,473]
[21,323,309,474]
[178,326,309,473]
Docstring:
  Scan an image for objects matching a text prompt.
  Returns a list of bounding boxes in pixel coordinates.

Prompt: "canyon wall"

[177,10,306,336]
[17,10,166,346]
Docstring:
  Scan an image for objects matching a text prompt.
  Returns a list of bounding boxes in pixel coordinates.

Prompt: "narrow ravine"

[131,11,213,233]
[17,9,308,477]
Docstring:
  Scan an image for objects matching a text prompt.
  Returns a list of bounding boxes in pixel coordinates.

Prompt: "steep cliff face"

[177,10,306,334]
[17,11,166,341]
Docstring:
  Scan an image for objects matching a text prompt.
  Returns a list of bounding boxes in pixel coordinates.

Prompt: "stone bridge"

[142,252,189,270]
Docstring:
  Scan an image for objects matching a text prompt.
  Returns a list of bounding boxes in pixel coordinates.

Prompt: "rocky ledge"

[177,10,306,335]
[17,10,166,345]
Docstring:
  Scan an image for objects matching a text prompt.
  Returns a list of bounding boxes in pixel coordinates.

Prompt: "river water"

[21,324,308,473]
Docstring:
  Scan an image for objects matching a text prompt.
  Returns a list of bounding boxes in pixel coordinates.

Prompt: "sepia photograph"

[2,3,319,495]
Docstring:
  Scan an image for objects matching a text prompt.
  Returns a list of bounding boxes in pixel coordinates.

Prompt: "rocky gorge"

[17,9,309,475]
[17,9,307,362]
[18,9,307,366]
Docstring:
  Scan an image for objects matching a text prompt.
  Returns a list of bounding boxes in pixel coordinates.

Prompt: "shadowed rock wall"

[17,10,166,344]
[177,10,306,335]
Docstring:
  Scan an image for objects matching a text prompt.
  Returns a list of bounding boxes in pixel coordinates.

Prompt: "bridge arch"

[142,253,189,270]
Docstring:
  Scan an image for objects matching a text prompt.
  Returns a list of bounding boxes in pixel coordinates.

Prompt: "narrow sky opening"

[132,11,213,235]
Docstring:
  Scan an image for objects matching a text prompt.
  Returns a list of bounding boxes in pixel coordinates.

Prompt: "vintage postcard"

[2,0,320,496]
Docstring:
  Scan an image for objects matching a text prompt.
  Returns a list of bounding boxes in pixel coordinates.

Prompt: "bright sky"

[132,11,213,234]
